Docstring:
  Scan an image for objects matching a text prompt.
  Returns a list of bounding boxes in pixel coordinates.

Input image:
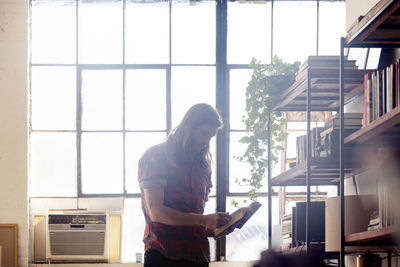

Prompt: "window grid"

[29,0,345,261]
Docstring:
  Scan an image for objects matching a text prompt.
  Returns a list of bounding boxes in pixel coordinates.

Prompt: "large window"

[29,0,345,262]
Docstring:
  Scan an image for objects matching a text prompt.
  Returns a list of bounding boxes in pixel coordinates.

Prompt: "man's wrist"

[191,213,205,227]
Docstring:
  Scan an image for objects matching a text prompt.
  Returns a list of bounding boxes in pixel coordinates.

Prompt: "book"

[213,201,262,236]
[298,56,358,72]
[364,72,372,126]
[325,112,363,122]
[324,119,363,129]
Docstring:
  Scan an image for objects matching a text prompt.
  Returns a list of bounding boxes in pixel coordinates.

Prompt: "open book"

[213,201,262,236]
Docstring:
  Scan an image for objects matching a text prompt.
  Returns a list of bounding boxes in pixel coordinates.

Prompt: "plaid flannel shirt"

[138,141,212,262]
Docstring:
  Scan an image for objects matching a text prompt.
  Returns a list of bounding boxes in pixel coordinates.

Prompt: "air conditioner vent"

[46,213,108,262]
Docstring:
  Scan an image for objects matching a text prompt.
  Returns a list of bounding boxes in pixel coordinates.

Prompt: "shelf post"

[339,36,346,267]
[306,68,311,252]
[215,0,228,260]
[267,109,272,249]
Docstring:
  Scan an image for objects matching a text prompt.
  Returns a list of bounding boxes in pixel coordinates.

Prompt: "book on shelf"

[282,235,292,246]
[296,135,307,164]
[295,127,326,163]
[317,127,361,158]
[364,72,373,126]
[325,112,363,121]
[311,127,324,158]
[368,210,380,230]
[282,218,292,236]
[324,119,362,129]
[368,225,380,231]
[319,126,360,139]
[280,242,291,251]
[377,176,396,229]
[364,59,400,124]
[213,201,262,236]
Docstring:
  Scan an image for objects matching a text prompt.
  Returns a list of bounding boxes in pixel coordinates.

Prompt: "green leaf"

[231,55,299,205]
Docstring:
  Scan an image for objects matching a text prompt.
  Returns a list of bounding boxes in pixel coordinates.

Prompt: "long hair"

[168,103,223,170]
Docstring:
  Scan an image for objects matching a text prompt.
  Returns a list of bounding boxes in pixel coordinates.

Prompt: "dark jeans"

[144,248,209,267]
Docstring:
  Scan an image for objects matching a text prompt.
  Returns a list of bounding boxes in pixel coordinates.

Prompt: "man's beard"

[185,137,207,160]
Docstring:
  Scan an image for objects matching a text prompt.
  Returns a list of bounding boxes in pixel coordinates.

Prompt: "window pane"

[209,139,217,196]
[31,66,76,130]
[123,198,146,262]
[31,0,76,64]
[81,70,123,130]
[229,132,267,193]
[366,48,381,69]
[286,131,306,159]
[78,0,123,64]
[227,2,271,64]
[229,69,252,130]
[81,133,123,194]
[125,132,166,194]
[171,66,215,127]
[125,1,169,64]
[171,1,215,64]
[274,1,317,63]
[30,132,77,197]
[204,196,216,261]
[125,69,166,130]
[226,197,276,261]
[319,1,345,56]
[348,47,368,69]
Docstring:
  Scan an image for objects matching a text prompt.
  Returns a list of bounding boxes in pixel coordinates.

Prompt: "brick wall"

[0,0,29,266]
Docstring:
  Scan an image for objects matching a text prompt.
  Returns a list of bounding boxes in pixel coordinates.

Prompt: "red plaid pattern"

[138,141,212,262]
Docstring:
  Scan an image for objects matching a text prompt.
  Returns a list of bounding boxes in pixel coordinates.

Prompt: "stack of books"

[280,214,292,251]
[295,114,363,162]
[316,113,363,158]
[368,210,380,231]
[295,127,325,164]
[299,55,358,72]
[323,112,363,130]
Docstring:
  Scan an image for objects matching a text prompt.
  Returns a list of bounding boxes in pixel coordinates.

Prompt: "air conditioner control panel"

[48,214,106,224]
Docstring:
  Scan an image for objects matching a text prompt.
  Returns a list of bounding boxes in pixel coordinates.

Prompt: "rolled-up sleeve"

[138,147,167,189]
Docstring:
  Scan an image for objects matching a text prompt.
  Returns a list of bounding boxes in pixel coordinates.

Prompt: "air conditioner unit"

[46,213,109,262]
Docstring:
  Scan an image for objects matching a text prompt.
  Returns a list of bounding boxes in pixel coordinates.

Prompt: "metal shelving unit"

[267,57,367,258]
[267,1,400,265]
[339,0,400,266]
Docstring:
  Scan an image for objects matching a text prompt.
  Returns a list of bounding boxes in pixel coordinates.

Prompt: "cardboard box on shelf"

[325,195,378,252]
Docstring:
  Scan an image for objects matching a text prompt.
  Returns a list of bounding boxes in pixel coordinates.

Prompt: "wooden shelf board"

[280,244,339,258]
[274,67,368,112]
[346,226,398,243]
[271,158,361,186]
[345,106,400,145]
[346,0,400,46]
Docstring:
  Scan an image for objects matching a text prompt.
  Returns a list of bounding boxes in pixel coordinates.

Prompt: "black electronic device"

[291,201,325,246]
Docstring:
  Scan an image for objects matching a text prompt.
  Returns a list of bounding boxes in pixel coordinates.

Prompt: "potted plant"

[233,56,300,205]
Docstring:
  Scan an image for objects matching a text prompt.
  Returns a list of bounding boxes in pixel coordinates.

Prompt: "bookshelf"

[271,59,368,187]
[339,0,400,265]
[345,105,400,146]
[266,1,400,265]
[345,0,400,47]
[266,56,368,260]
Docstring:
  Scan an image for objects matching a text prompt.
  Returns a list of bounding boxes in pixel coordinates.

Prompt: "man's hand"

[213,223,236,239]
[201,212,232,231]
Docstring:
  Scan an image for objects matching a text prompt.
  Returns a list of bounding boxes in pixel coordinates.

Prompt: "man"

[138,103,233,267]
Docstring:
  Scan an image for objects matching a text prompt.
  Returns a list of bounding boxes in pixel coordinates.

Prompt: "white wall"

[346,0,380,31]
[0,0,29,266]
